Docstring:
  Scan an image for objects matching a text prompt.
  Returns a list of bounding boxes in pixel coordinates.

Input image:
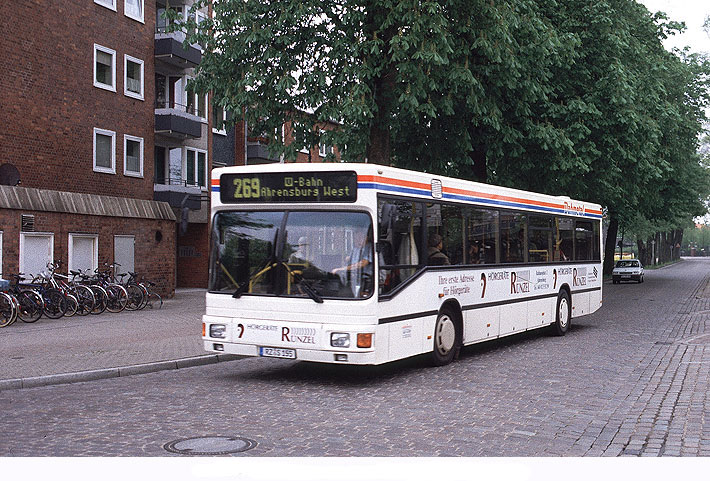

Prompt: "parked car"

[612,259,644,284]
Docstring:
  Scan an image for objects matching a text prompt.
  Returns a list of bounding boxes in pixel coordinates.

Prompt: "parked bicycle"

[3,274,44,323]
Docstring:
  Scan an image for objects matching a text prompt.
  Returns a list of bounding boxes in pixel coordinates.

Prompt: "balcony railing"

[155,99,204,119]
[154,177,205,189]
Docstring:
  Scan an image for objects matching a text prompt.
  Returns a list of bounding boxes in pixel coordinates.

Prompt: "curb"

[0,353,243,391]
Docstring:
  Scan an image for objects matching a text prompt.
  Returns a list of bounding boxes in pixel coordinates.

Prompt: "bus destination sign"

[220,171,358,204]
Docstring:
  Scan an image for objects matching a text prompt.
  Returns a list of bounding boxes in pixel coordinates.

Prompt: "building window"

[19,233,54,278]
[68,234,99,273]
[124,55,144,100]
[124,135,144,177]
[185,148,208,188]
[124,0,144,23]
[186,86,207,119]
[94,0,117,11]
[94,44,116,92]
[318,130,333,158]
[213,105,227,135]
[93,128,116,174]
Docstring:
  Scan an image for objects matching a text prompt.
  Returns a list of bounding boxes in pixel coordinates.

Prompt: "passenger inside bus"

[288,236,311,265]
[468,241,484,264]
[427,233,451,266]
[331,227,374,297]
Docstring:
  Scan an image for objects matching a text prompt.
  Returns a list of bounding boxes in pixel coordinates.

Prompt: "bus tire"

[431,307,460,366]
[551,289,571,336]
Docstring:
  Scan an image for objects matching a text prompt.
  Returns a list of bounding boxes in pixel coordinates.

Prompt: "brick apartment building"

[0,0,212,292]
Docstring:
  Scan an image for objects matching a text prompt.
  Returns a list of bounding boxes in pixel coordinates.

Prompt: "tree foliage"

[177,0,710,269]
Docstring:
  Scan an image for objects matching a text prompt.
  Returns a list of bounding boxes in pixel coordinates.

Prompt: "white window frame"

[68,234,99,273]
[94,44,116,92]
[19,232,54,277]
[318,130,329,158]
[94,0,117,11]
[123,135,144,178]
[184,147,208,189]
[93,127,116,174]
[124,0,144,23]
[212,106,227,135]
[123,55,144,100]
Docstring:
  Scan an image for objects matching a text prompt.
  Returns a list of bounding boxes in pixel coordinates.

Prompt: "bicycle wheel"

[124,284,145,311]
[105,284,128,313]
[72,285,95,316]
[137,283,150,310]
[43,288,67,319]
[0,292,16,327]
[147,292,163,309]
[17,289,44,323]
[63,294,79,317]
[90,286,107,315]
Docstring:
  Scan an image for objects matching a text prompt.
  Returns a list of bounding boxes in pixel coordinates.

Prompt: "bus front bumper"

[203,340,380,365]
[202,315,381,365]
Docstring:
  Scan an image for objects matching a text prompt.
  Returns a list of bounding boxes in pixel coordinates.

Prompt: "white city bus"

[203,163,603,366]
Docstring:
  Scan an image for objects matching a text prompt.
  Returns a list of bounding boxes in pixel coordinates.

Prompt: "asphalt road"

[1,258,709,457]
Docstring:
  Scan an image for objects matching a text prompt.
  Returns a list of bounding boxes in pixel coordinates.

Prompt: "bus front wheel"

[551,290,571,336]
[431,308,460,366]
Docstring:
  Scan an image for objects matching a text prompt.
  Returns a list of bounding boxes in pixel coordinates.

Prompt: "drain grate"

[164,436,257,455]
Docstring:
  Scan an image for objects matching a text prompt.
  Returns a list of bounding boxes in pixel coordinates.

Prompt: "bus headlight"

[209,324,226,338]
[330,333,350,348]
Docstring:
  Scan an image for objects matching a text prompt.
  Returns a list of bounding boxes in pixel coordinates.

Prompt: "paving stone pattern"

[0,289,207,380]
[0,259,709,456]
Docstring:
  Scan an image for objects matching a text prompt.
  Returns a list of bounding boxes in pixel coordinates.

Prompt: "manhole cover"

[164,436,257,455]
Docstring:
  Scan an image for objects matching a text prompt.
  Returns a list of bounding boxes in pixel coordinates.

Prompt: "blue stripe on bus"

[211,187,220,192]
[358,182,602,219]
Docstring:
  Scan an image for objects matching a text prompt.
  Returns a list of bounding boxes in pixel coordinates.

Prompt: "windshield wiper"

[293,273,324,304]
[281,263,323,303]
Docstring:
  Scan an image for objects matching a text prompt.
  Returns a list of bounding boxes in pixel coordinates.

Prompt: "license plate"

[259,347,296,359]
[622,275,631,279]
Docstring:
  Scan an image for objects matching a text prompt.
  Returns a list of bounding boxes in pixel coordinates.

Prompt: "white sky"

[638,0,710,53]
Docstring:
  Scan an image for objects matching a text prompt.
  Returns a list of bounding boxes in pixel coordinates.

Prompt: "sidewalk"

[0,289,239,390]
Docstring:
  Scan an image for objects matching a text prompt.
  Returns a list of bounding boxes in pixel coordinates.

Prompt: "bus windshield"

[210,210,374,300]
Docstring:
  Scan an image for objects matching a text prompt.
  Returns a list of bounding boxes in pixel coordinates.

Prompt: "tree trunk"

[468,148,487,183]
[672,229,683,260]
[604,216,618,275]
[637,238,648,265]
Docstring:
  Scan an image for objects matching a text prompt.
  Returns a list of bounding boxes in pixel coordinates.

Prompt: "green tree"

[177,0,456,164]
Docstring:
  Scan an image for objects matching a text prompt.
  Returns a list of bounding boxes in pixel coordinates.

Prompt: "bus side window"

[500,212,526,263]
[378,199,424,294]
[528,215,553,263]
[555,217,574,261]
[574,220,594,261]
[464,207,499,264]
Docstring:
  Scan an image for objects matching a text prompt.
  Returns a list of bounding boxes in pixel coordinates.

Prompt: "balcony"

[155,100,202,139]
[153,178,203,210]
[154,28,202,69]
[246,142,282,164]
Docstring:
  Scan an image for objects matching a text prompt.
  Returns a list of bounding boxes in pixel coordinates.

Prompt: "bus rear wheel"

[431,308,460,366]
[551,290,571,336]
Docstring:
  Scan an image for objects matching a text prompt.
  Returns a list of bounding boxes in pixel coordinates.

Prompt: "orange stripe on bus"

[358,174,601,215]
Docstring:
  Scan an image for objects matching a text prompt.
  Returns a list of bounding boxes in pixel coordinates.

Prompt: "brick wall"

[0,207,176,296]
[0,0,155,200]
[176,223,209,288]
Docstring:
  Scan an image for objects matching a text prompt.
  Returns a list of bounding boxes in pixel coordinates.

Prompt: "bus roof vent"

[431,179,443,199]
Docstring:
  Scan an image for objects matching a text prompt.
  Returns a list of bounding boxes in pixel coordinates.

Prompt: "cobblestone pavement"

[0,289,207,380]
[0,258,708,457]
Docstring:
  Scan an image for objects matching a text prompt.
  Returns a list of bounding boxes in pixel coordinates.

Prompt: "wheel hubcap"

[559,298,569,328]
[436,315,456,355]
